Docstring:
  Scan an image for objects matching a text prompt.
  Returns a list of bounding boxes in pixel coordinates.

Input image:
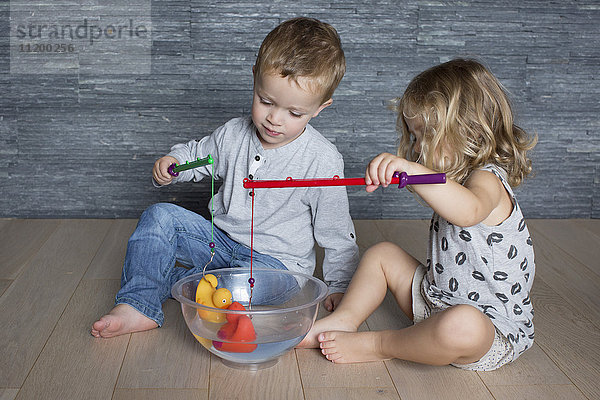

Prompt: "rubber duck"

[195,274,232,323]
[213,302,257,353]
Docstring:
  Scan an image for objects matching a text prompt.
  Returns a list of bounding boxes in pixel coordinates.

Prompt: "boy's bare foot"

[91,304,158,338]
[318,330,390,363]
[297,313,357,348]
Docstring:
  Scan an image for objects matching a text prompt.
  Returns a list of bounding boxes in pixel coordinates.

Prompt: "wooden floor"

[0,218,599,400]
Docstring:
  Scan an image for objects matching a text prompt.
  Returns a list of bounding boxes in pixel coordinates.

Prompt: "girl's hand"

[153,155,179,186]
[365,153,410,192]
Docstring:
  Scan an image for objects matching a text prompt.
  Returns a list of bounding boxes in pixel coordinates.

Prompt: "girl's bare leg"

[298,242,419,348]
[318,304,496,365]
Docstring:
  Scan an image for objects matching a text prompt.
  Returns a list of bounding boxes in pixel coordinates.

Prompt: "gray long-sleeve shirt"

[166,116,359,294]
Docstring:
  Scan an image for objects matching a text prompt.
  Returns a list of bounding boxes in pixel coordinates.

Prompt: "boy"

[92,17,359,338]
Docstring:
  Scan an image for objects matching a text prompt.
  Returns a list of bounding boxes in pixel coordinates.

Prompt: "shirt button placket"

[249,154,264,181]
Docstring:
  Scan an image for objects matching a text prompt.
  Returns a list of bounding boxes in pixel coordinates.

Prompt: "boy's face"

[251,71,332,149]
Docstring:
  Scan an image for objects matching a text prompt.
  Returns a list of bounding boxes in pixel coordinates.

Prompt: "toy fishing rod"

[243,171,446,189]
[168,155,214,177]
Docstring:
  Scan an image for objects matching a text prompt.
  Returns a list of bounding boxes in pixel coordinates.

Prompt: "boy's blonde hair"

[254,17,346,104]
[393,59,536,187]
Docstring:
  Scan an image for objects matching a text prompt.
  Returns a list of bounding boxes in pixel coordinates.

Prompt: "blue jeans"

[116,203,295,326]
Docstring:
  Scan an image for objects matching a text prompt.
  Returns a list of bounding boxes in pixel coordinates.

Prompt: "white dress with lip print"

[421,164,535,360]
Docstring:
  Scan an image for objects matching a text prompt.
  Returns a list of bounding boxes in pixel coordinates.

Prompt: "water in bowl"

[189,305,312,369]
[209,335,305,369]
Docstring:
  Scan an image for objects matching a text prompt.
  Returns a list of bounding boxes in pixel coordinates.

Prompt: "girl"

[299,59,537,371]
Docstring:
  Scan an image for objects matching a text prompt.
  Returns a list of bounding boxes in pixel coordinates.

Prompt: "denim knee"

[140,202,180,225]
[134,203,187,240]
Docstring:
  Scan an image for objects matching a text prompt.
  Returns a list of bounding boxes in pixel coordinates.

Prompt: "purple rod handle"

[393,172,446,188]
[167,163,179,177]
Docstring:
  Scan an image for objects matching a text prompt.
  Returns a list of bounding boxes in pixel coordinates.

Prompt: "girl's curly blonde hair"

[392,59,536,187]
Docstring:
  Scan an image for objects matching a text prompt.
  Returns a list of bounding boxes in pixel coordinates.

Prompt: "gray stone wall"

[1,1,599,219]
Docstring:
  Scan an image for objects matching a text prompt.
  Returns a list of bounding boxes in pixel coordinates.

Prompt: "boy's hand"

[324,292,344,312]
[153,155,179,186]
[365,152,410,193]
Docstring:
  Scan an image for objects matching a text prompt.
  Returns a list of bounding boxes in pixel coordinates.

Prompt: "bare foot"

[318,331,390,363]
[297,313,357,348]
[91,304,158,338]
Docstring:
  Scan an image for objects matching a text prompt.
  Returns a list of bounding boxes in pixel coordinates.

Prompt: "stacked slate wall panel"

[1,1,598,218]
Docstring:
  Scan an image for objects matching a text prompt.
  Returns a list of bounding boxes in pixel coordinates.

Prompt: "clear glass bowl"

[171,267,327,370]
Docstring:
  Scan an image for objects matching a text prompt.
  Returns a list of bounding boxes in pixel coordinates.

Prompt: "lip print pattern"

[455,252,466,265]
[468,291,480,301]
[435,263,444,274]
[480,304,497,319]
[441,237,448,251]
[487,232,504,246]
[472,270,486,281]
[496,292,509,303]
[449,277,459,292]
[513,304,523,315]
[520,258,528,271]
[518,218,526,232]
[459,230,472,242]
[507,245,518,259]
[493,271,509,281]
[511,282,522,295]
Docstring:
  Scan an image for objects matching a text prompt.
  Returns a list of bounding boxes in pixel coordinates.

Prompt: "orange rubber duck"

[213,302,257,353]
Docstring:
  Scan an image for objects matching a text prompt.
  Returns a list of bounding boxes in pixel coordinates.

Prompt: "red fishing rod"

[243,171,446,189]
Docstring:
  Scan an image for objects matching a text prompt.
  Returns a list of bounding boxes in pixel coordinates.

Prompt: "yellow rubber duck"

[195,274,232,323]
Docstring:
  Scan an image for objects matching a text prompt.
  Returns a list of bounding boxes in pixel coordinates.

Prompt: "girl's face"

[405,114,453,170]
[405,116,424,156]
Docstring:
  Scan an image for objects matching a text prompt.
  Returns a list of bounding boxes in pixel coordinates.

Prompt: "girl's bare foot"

[91,304,158,338]
[318,330,390,363]
[297,313,357,348]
